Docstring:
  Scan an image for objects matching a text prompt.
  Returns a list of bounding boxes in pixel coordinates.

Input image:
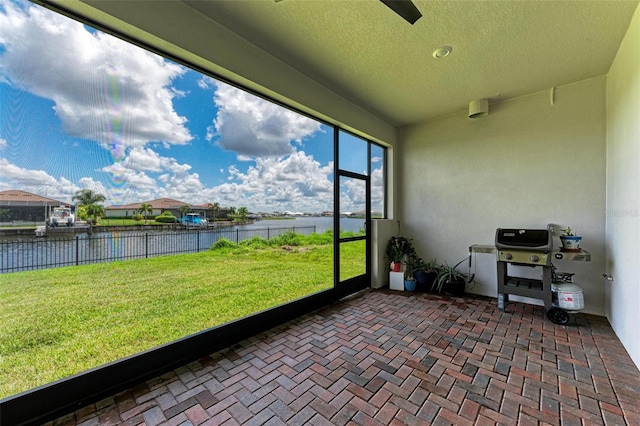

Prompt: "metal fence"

[0,226,316,274]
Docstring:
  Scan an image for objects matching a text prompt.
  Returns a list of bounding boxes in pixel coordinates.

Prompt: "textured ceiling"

[183,0,638,127]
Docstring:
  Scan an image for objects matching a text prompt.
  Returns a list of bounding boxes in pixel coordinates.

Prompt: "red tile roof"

[0,190,67,206]
[106,198,197,210]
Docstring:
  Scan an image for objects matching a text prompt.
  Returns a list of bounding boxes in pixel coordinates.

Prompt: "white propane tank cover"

[552,283,585,311]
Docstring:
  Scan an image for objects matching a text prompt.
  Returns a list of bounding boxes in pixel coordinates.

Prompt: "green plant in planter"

[414,257,438,273]
[404,256,417,281]
[413,258,439,292]
[433,258,471,295]
[385,236,417,265]
[403,255,418,291]
[560,227,582,250]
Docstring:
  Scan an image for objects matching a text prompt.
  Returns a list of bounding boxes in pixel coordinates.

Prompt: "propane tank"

[551,283,584,311]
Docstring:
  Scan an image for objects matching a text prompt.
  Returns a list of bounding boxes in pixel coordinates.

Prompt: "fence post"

[75,236,79,266]
[145,233,149,258]
[197,230,200,252]
[236,228,239,243]
[267,227,270,240]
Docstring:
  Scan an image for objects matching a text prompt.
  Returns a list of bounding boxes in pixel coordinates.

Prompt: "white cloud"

[0,138,7,150]
[76,177,109,198]
[0,158,57,187]
[101,163,158,191]
[123,147,165,172]
[208,81,322,158]
[370,166,385,213]
[77,176,160,206]
[202,151,334,212]
[100,146,211,203]
[197,75,216,90]
[0,158,79,201]
[0,0,192,148]
[340,178,366,213]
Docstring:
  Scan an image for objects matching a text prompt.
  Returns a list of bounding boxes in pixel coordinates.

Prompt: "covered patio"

[4,1,640,424]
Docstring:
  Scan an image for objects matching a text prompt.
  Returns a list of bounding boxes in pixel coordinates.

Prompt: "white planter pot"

[560,236,582,250]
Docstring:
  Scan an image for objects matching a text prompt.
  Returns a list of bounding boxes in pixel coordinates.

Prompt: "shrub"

[240,236,270,249]
[304,231,333,245]
[132,213,144,222]
[155,214,176,223]
[270,231,303,246]
[211,238,237,250]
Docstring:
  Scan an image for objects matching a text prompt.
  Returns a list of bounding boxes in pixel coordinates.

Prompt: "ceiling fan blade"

[380,0,422,25]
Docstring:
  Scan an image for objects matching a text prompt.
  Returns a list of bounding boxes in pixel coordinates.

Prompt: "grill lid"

[495,228,552,251]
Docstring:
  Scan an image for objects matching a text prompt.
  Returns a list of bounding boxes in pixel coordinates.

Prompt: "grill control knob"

[504,252,513,260]
[530,254,540,262]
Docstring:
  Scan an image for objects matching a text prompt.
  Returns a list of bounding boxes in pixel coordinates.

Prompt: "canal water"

[240,216,366,234]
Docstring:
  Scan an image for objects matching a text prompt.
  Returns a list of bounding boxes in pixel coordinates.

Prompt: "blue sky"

[0,0,383,213]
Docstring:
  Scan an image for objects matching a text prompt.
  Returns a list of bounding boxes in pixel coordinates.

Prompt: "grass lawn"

[0,236,363,399]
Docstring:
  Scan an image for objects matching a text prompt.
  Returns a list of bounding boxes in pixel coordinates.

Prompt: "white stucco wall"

[399,77,607,315]
[606,4,640,367]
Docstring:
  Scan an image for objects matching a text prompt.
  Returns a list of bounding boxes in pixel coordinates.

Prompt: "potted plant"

[559,227,582,251]
[385,236,417,272]
[413,258,438,292]
[433,258,471,296]
[404,255,417,292]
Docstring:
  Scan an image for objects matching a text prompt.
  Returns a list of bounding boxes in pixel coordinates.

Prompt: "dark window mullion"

[333,126,340,288]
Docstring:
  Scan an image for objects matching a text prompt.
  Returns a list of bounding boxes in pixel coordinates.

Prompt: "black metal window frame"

[333,128,374,298]
[0,3,388,424]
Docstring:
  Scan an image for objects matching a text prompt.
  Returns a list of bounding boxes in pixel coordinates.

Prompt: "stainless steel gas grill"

[495,228,561,321]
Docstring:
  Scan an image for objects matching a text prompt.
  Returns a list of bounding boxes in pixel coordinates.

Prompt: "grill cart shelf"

[505,276,545,291]
[497,259,553,312]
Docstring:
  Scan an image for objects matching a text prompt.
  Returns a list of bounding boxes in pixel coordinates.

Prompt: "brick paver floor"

[47,290,640,425]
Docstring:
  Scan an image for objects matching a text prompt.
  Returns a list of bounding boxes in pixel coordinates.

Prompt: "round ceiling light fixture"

[432,46,452,59]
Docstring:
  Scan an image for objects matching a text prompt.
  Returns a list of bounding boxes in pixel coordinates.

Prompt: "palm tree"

[178,205,191,218]
[85,204,105,224]
[207,202,220,224]
[72,189,106,206]
[237,206,249,220]
[228,206,236,218]
[138,203,153,224]
[72,189,106,224]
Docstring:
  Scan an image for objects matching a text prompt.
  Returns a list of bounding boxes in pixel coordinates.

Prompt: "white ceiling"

[182,0,638,127]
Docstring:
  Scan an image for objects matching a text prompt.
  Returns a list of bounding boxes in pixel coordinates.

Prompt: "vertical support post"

[145,233,149,258]
[236,228,239,243]
[75,236,79,266]
[197,230,200,253]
